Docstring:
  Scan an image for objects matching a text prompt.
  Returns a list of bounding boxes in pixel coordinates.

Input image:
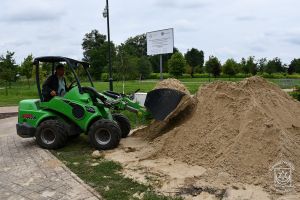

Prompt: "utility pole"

[103,0,113,91]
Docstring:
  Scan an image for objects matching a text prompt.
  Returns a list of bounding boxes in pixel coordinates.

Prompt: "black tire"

[35,120,68,149]
[112,113,131,138]
[88,119,121,150]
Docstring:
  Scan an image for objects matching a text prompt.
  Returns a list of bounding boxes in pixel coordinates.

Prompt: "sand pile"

[134,79,196,140]
[154,78,191,95]
[139,77,300,186]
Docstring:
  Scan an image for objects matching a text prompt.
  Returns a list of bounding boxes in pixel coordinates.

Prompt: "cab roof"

[34,56,89,68]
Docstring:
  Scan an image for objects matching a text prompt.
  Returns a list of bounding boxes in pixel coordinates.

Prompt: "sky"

[0,0,300,64]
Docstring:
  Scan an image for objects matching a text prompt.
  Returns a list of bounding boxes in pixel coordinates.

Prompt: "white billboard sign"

[147,28,174,56]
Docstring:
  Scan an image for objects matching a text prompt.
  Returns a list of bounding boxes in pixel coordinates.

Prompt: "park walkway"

[0,113,101,199]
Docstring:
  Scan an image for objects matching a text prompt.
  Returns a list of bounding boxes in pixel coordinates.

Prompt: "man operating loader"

[42,64,69,101]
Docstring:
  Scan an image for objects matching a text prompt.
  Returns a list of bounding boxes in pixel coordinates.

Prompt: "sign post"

[160,55,163,80]
[147,28,174,80]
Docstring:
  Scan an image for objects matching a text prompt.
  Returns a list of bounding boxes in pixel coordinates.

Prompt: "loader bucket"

[144,88,186,121]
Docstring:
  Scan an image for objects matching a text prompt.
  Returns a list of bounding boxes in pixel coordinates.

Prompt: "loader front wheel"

[35,120,68,149]
[112,113,131,138]
[88,119,121,150]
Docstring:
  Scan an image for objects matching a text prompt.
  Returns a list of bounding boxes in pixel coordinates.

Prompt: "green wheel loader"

[16,56,186,150]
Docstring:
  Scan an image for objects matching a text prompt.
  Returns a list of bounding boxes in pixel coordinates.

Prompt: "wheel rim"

[95,128,111,145]
[40,128,56,145]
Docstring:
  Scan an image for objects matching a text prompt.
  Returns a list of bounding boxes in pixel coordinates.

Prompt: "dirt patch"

[105,137,207,195]
[147,77,300,188]
[105,136,274,200]
[0,112,18,120]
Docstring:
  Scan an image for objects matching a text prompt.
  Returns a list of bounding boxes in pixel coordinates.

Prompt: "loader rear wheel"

[112,113,131,138]
[88,119,121,150]
[35,120,68,149]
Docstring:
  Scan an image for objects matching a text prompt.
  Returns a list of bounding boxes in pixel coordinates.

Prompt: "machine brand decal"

[22,114,36,120]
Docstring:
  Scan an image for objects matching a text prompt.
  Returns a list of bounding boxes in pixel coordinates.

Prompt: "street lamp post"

[103,0,113,91]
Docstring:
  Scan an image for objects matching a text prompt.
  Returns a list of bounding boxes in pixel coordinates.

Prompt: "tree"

[20,54,34,88]
[240,56,258,75]
[113,45,139,81]
[222,58,238,76]
[258,58,267,73]
[240,58,248,74]
[288,58,300,74]
[0,51,18,95]
[205,56,221,77]
[247,56,258,75]
[137,57,152,79]
[82,30,116,80]
[122,34,147,57]
[168,52,186,77]
[185,48,204,77]
[264,57,284,74]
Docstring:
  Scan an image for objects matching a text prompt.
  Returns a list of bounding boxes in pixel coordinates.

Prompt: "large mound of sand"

[138,77,300,186]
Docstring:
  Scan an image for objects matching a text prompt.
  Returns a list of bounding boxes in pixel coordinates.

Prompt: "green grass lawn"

[0,80,170,106]
[53,132,181,200]
[1,77,299,106]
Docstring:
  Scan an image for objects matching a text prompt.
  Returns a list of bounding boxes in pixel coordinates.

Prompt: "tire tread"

[112,113,131,138]
[88,119,121,150]
[35,119,68,149]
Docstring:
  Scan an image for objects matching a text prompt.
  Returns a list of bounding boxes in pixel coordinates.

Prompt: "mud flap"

[144,88,186,121]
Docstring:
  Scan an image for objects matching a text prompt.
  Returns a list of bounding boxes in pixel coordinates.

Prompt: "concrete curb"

[47,151,103,199]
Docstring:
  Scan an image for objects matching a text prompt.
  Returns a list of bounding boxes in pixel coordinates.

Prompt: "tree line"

[81,30,300,79]
[1,29,300,92]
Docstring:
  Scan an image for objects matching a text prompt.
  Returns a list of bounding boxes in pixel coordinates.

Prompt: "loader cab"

[29,56,114,134]
[33,56,94,102]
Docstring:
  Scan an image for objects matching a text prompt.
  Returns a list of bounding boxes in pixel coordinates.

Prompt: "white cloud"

[0,0,300,64]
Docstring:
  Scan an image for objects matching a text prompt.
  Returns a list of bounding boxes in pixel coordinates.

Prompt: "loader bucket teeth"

[144,88,186,121]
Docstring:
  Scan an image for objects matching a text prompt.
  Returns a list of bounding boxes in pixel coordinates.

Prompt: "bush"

[259,73,284,79]
[103,72,300,81]
[290,86,300,101]
[257,72,300,79]
[148,73,170,79]
[290,91,300,101]
[193,73,210,78]
[101,73,122,82]
[287,74,300,79]
[234,73,251,78]
[181,74,192,78]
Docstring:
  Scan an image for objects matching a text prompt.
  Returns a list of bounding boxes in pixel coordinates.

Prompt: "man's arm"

[42,75,56,100]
